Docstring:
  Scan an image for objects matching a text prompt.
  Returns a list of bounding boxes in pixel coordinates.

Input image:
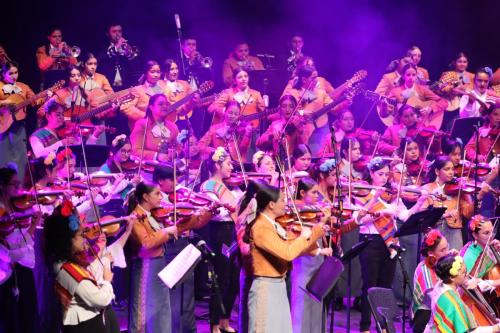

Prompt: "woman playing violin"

[126,181,178,333]
[208,68,265,128]
[43,200,119,333]
[421,156,476,250]
[290,177,334,333]
[246,181,328,332]
[251,151,279,186]
[0,166,41,333]
[465,106,500,163]
[442,137,464,168]
[379,104,421,156]
[353,157,429,333]
[459,67,499,119]
[411,229,452,333]
[199,147,240,333]
[200,100,253,163]
[130,93,179,163]
[425,254,500,333]
[338,137,365,181]
[257,94,306,156]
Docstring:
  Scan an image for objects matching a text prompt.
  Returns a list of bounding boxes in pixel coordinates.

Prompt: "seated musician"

[384,63,448,129]
[200,101,253,163]
[0,61,45,178]
[459,67,500,119]
[437,52,475,112]
[425,254,500,333]
[460,215,500,293]
[121,61,166,129]
[320,109,380,157]
[0,166,41,332]
[208,68,265,128]
[256,94,306,157]
[441,137,464,168]
[338,137,365,181]
[406,46,430,84]
[80,53,113,97]
[30,99,103,158]
[251,151,279,186]
[36,28,78,88]
[374,55,412,97]
[291,144,313,174]
[130,93,179,163]
[126,181,178,333]
[222,42,264,87]
[465,106,500,163]
[378,104,421,156]
[163,58,199,126]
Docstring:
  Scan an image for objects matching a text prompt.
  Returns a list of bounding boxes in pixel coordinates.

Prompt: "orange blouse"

[199,122,253,163]
[36,45,77,72]
[130,117,179,161]
[164,79,193,121]
[222,55,265,87]
[121,81,167,129]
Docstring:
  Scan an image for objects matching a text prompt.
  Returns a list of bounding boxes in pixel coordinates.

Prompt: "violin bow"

[396,140,408,205]
[231,131,248,188]
[137,115,150,177]
[485,129,500,159]
[370,134,381,161]
[456,150,468,211]
[416,133,435,185]
[275,153,304,227]
[172,147,177,230]
[25,152,43,214]
[472,218,499,279]
[348,139,352,204]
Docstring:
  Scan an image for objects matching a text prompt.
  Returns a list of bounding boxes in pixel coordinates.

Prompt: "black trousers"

[203,221,240,325]
[413,309,431,333]
[359,234,397,331]
[62,308,119,333]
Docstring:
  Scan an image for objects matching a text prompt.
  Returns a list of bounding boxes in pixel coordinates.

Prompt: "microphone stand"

[174,14,187,78]
[473,122,481,214]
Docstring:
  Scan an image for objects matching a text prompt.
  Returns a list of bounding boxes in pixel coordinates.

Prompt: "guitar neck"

[240,107,279,121]
[310,95,347,121]
[167,91,196,114]
[76,101,112,122]
[15,90,49,111]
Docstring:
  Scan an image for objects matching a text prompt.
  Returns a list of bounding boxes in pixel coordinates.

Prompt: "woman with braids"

[412,229,452,333]
[246,180,328,332]
[43,199,118,333]
[290,176,333,333]
[426,254,500,333]
[200,147,240,333]
[126,181,178,333]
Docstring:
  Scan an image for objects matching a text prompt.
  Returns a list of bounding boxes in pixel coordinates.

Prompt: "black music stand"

[62,144,110,168]
[450,116,484,144]
[395,207,446,266]
[341,239,371,333]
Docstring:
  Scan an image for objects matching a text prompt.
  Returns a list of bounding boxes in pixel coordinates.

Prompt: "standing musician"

[425,254,500,333]
[163,58,199,126]
[178,37,213,90]
[406,46,430,84]
[285,56,336,97]
[459,67,500,119]
[130,93,179,163]
[353,157,429,333]
[199,147,240,333]
[126,181,178,333]
[256,94,306,157]
[121,60,166,129]
[0,62,43,179]
[421,156,477,250]
[460,215,500,290]
[385,63,448,129]
[374,55,413,97]
[30,99,102,158]
[246,181,327,332]
[201,100,254,163]
[101,23,139,88]
[290,177,334,333]
[378,104,421,156]
[80,53,113,97]
[285,35,305,75]
[222,42,264,87]
[281,65,339,155]
[320,109,380,158]
[208,68,265,128]
[411,229,452,333]
[337,137,365,181]
[36,28,78,88]
[0,166,41,333]
[465,106,500,163]
[43,200,119,333]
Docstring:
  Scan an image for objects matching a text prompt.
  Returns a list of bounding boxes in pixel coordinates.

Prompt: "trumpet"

[190,51,213,69]
[54,42,81,58]
[107,37,139,60]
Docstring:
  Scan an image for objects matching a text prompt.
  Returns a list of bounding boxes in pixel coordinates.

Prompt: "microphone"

[389,243,406,253]
[257,53,275,59]
[263,95,269,108]
[196,240,215,257]
[174,14,181,30]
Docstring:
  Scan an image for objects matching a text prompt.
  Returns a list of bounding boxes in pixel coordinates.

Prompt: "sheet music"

[158,243,201,289]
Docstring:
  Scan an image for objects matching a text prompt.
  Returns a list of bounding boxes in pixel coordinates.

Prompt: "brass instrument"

[107,37,139,60]
[54,42,81,58]
[190,51,213,69]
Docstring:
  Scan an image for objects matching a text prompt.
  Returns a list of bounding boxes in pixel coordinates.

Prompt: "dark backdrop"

[2,0,499,131]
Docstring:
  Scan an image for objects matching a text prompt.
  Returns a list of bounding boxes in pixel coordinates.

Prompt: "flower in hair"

[424,229,441,247]
[68,215,80,232]
[212,147,228,162]
[319,159,337,173]
[484,67,493,77]
[61,199,75,217]
[455,137,463,147]
[176,129,189,144]
[252,151,265,166]
[112,134,127,147]
[44,152,56,166]
[367,156,384,170]
[449,256,463,277]
[56,148,73,163]
[469,214,485,232]
[60,199,80,231]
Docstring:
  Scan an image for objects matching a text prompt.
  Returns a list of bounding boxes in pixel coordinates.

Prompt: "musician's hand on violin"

[157,153,170,163]
[319,248,333,257]
[420,106,432,117]
[165,225,178,239]
[92,125,105,138]
[131,175,142,186]
[300,226,312,240]
[125,214,138,232]
[370,131,380,142]
[492,239,500,252]
[477,279,496,293]
[443,209,459,220]
[464,276,480,290]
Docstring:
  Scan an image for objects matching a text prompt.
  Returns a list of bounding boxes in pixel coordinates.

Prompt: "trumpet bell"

[70,46,81,58]
[200,56,213,69]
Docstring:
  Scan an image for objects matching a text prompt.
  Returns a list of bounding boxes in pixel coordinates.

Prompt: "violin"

[56,122,116,139]
[82,215,132,240]
[275,208,325,240]
[0,211,34,236]
[406,159,422,177]
[120,159,140,173]
[224,172,272,187]
[352,156,369,173]
[454,160,491,177]
[167,187,235,212]
[444,178,489,196]
[11,188,70,210]
[151,202,218,233]
[84,173,134,187]
[418,126,449,138]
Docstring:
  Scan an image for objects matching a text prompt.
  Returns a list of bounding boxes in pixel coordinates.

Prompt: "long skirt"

[290,255,324,333]
[129,256,172,333]
[248,276,292,333]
